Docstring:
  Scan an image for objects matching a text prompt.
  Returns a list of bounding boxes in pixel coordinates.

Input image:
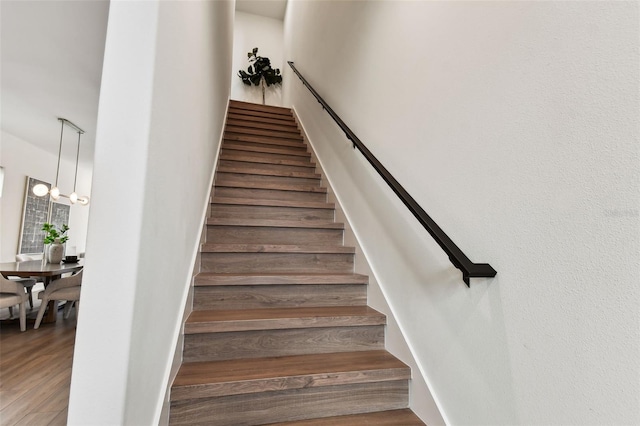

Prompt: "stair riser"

[229,102,293,117]
[183,326,384,363]
[227,112,296,127]
[219,153,315,169]
[169,380,408,426]
[193,285,367,310]
[222,148,310,164]
[207,227,343,246]
[219,159,314,174]
[201,252,354,274]
[213,187,326,203]
[222,142,310,158]
[216,172,320,187]
[210,204,334,221]
[224,135,306,151]
[226,119,301,134]
[225,126,303,141]
[223,138,308,152]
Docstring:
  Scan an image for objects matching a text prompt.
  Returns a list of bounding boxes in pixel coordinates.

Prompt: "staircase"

[169,100,424,425]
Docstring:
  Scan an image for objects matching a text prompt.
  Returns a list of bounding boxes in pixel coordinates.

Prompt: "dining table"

[0,259,84,324]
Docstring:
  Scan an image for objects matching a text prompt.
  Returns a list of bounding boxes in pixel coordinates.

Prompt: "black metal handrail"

[288,61,496,286]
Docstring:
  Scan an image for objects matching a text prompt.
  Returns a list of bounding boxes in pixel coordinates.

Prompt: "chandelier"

[32,118,90,206]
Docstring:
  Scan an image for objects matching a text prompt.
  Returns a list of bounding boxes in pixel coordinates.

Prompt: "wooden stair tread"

[212,197,333,210]
[172,350,407,400]
[222,143,310,157]
[219,152,316,168]
[217,165,320,179]
[201,244,355,253]
[268,409,425,426]
[207,218,343,229]
[194,273,369,286]
[214,180,327,193]
[185,306,385,333]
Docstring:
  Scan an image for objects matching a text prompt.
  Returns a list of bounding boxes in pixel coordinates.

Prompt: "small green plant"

[42,223,69,244]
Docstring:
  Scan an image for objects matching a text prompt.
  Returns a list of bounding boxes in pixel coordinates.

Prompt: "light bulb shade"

[69,192,78,204]
[77,195,90,206]
[33,183,49,197]
[50,186,60,200]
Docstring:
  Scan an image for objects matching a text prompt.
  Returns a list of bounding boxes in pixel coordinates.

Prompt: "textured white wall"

[68,1,234,424]
[231,11,284,106]
[0,131,92,262]
[284,1,639,424]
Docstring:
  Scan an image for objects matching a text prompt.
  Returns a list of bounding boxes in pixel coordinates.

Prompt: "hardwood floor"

[0,305,76,426]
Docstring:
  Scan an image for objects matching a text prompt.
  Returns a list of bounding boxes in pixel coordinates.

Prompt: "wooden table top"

[0,259,83,277]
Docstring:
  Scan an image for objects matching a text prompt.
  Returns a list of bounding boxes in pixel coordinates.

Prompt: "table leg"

[43,300,58,323]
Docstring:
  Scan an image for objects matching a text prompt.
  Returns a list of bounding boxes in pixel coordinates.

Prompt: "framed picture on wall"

[17,176,70,255]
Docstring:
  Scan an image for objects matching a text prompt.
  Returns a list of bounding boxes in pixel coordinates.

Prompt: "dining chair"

[0,274,28,331]
[14,254,42,309]
[34,270,83,329]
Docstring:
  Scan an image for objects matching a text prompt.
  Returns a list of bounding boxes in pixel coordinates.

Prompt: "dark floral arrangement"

[238,47,282,103]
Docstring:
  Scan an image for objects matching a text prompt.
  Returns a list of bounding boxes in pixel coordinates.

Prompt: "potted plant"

[238,47,282,105]
[42,223,69,263]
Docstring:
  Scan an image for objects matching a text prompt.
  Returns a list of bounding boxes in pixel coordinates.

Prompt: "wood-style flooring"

[0,305,76,426]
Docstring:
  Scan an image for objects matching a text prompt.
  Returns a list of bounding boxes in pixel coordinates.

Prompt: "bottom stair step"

[172,350,410,400]
[268,409,425,425]
[169,380,409,426]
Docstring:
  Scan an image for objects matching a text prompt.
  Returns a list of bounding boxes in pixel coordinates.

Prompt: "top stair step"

[229,100,293,115]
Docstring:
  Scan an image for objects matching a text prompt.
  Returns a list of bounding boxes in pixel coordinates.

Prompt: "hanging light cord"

[54,119,65,187]
[73,130,81,192]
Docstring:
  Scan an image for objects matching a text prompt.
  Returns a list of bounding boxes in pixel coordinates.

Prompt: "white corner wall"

[67,1,234,424]
[231,11,284,106]
[284,1,640,425]
[0,131,92,262]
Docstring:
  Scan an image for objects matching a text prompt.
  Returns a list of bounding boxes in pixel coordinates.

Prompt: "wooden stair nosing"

[214,181,327,194]
[171,350,408,401]
[184,306,386,334]
[216,166,321,180]
[194,273,369,286]
[200,244,355,254]
[268,409,425,426]
[219,152,316,168]
[211,197,334,210]
[221,143,310,158]
[206,218,343,229]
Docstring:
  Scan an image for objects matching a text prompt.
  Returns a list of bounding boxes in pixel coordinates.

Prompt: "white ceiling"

[0,0,285,165]
[1,0,109,163]
[236,0,288,21]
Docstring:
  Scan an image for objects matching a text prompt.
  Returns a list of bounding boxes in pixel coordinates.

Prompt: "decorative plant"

[42,223,69,244]
[238,47,282,104]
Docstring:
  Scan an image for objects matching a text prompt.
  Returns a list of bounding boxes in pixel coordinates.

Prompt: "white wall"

[0,130,92,262]
[67,1,234,424]
[284,1,640,425]
[231,11,284,106]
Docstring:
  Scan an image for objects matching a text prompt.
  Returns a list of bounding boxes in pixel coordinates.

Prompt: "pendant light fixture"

[32,118,90,206]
